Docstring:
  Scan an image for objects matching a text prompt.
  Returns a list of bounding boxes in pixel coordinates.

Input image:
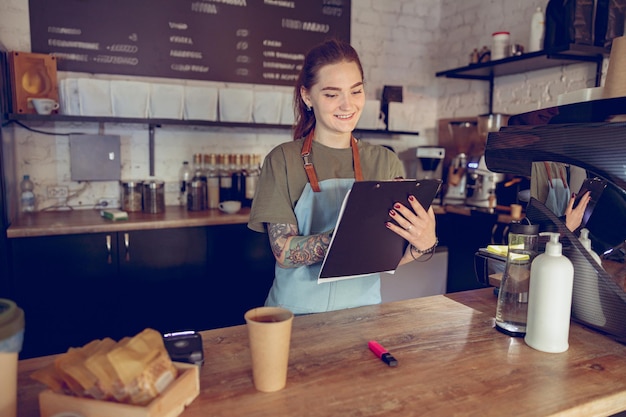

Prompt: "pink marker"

[368,340,398,367]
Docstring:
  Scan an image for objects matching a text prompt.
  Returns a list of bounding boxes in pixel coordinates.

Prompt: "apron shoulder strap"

[301,130,321,192]
[300,130,364,192]
[352,136,364,182]
[544,161,554,188]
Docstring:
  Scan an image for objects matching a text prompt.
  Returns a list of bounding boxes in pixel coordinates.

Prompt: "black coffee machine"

[483,97,626,343]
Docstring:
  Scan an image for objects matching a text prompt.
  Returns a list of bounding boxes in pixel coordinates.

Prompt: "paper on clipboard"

[318,179,442,282]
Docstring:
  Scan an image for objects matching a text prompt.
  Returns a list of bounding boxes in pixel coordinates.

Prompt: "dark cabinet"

[10,232,119,358]
[436,211,496,293]
[9,223,275,359]
[115,227,210,337]
[10,226,209,358]
[208,224,275,328]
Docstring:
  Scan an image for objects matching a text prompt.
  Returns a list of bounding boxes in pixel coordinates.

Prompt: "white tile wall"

[0,0,608,211]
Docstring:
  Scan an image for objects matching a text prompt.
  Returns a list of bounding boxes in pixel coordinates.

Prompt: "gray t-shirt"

[248,138,405,233]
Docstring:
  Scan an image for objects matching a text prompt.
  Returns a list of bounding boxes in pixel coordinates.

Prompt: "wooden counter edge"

[7,207,251,238]
[7,204,519,239]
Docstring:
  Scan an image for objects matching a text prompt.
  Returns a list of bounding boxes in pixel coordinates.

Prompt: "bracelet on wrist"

[410,238,438,261]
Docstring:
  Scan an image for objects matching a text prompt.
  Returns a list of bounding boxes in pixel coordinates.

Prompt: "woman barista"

[248,39,438,314]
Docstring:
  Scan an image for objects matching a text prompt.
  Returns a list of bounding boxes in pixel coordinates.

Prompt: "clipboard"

[318,179,442,282]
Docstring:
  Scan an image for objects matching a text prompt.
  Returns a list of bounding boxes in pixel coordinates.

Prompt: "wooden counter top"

[6,203,513,239]
[7,206,250,238]
[16,288,626,417]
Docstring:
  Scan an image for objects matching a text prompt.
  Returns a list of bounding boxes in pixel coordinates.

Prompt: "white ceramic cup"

[218,200,241,214]
[28,98,59,115]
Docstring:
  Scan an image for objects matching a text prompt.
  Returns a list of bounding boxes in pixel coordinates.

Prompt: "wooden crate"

[39,362,199,417]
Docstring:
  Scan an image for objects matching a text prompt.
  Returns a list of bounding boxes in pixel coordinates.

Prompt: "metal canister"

[142,180,165,214]
[187,179,207,211]
[121,180,143,212]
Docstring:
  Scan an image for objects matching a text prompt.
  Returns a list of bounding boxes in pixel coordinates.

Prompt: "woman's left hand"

[387,195,437,252]
[564,191,591,232]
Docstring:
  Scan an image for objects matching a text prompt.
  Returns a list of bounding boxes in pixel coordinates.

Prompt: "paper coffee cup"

[244,306,294,392]
[0,299,25,417]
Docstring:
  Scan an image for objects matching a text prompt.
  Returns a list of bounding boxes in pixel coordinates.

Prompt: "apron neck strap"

[544,162,567,189]
[300,129,363,192]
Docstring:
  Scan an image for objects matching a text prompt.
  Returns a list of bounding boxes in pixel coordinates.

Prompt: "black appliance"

[484,97,626,343]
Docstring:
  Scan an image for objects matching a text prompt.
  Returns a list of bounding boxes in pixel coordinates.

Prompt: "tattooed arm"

[268,223,333,268]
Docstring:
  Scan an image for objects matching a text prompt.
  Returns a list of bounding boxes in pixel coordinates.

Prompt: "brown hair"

[292,38,364,140]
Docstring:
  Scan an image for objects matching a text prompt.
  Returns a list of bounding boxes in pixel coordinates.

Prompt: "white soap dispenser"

[525,232,574,353]
[579,228,602,265]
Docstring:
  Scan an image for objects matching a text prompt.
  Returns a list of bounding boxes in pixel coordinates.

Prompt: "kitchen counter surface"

[16,288,626,417]
[6,204,515,239]
[7,206,251,238]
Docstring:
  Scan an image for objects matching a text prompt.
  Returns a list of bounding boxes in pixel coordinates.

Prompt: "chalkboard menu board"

[29,0,351,86]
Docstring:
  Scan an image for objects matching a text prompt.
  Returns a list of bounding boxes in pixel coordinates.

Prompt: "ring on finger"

[405,224,413,231]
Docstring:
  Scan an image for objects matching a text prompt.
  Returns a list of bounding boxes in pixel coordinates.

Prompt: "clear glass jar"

[142,180,165,214]
[121,180,143,212]
[495,221,539,337]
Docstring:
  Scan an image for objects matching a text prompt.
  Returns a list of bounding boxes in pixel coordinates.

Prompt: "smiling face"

[300,60,365,148]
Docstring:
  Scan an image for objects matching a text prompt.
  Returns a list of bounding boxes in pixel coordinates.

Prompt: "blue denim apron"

[264,131,381,314]
[544,162,570,217]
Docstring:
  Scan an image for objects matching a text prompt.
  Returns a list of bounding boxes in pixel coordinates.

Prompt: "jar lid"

[509,222,539,235]
[190,180,206,187]
[0,299,25,341]
[121,180,143,187]
[143,179,165,189]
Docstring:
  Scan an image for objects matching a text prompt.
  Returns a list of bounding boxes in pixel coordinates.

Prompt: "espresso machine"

[442,121,475,205]
[483,99,626,343]
[465,154,505,208]
[442,152,468,205]
[464,114,509,209]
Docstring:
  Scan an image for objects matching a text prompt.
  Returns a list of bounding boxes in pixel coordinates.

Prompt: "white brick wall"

[0,0,608,210]
[437,0,606,117]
